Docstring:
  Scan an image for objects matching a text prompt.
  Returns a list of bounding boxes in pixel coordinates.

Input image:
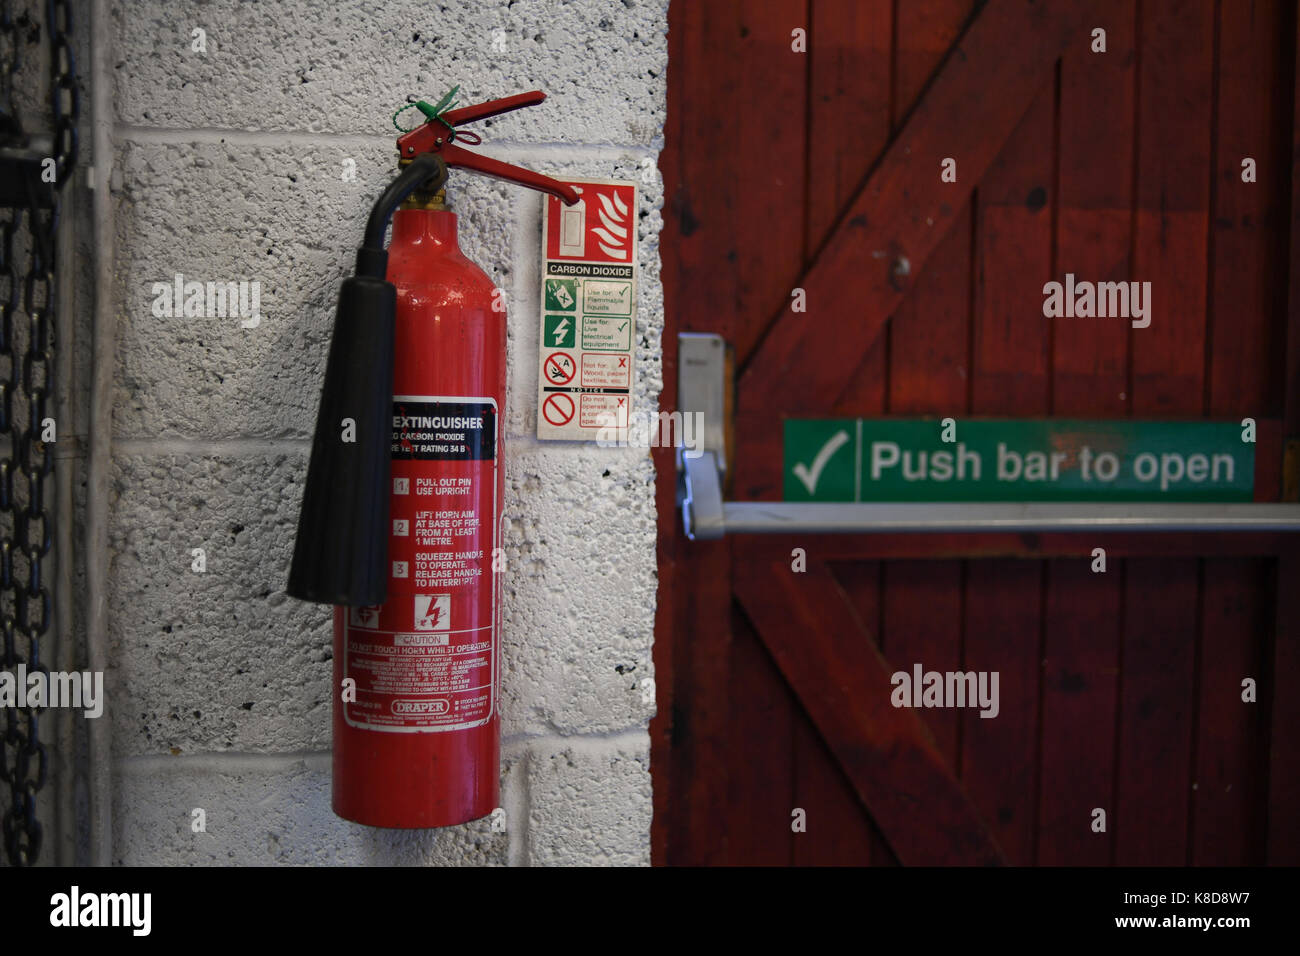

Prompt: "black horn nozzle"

[287,154,448,606]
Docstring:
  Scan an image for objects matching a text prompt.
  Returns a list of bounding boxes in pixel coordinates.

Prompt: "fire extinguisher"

[286,89,578,828]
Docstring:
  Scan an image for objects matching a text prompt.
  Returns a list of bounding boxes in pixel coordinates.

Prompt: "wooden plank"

[1193,558,1270,865]
[879,0,976,418]
[1268,553,1300,863]
[654,0,703,866]
[867,4,974,826]
[788,0,894,866]
[805,0,892,251]
[736,0,1091,416]
[798,560,891,866]
[736,0,1085,499]
[739,531,1300,563]
[734,557,1005,865]
[722,0,811,358]
[882,562,965,764]
[655,0,686,868]
[891,0,978,129]
[1130,0,1215,414]
[816,0,893,419]
[1053,0,1134,415]
[726,607,796,864]
[1207,0,1288,419]
[664,0,809,359]
[790,706,887,864]
[1036,560,1121,865]
[1113,558,1198,864]
[1288,1,1300,437]
[886,208,973,414]
[656,0,810,865]
[649,457,675,864]
[959,54,1054,868]
[650,0,688,864]
[1271,0,1300,870]
[1256,418,1284,501]
[701,0,809,867]
[962,560,1043,865]
[971,83,1054,413]
[1107,0,1211,867]
[649,358,678,863]
[663,539,734,865]
[1082,3,1213,867]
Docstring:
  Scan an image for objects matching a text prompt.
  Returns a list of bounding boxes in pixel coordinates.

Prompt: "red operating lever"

[396,90,580,205]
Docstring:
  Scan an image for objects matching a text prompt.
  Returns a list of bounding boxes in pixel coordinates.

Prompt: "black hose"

[358,153,449,270]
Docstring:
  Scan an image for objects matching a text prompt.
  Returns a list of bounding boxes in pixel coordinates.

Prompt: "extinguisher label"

[341,396,499,733]
[391,398,497,461]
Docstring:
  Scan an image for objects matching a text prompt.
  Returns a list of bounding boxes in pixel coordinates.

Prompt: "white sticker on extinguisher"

[342,396,500,733]
[536,178,637,442]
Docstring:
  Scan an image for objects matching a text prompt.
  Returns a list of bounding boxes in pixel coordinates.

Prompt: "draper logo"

[50,886,151,936]
[392,699,449,716]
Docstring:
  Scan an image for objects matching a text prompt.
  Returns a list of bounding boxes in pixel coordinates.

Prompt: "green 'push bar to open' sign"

[783,420,1255,503]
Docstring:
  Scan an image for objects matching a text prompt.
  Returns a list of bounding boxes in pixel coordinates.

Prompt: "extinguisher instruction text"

[341,396,499,733]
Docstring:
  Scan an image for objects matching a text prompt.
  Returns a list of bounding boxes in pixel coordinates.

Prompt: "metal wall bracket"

[682,450,725,540]
[676,333,730,476]
[676,333,732,534]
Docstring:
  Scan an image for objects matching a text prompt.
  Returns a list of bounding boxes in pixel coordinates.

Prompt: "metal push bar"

[681,451,1300,540]
[676,333,1300,541]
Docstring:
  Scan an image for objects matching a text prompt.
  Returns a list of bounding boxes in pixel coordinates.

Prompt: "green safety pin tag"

[392,85,461,132]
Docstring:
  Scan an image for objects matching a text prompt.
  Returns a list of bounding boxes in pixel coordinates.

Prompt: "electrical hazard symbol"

[414,594,451,632]
[544,314,575,348]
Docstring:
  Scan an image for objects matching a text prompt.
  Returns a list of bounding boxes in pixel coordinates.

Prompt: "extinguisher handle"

[441,90,547,128]
[438,142,579,206]
[395,89,581,206]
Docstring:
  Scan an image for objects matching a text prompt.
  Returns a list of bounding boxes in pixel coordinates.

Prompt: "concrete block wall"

[99,0,666,865]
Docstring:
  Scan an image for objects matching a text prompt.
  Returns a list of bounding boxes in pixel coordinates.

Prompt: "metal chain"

[0,0,77,867]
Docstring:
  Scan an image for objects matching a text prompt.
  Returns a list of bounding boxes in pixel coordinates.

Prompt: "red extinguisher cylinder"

[332,207,505,828]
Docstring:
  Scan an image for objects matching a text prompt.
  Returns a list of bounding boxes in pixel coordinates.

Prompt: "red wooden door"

[653,0,1300,865]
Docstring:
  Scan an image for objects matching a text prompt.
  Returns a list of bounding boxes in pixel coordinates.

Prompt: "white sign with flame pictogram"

[537,178,638,441]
